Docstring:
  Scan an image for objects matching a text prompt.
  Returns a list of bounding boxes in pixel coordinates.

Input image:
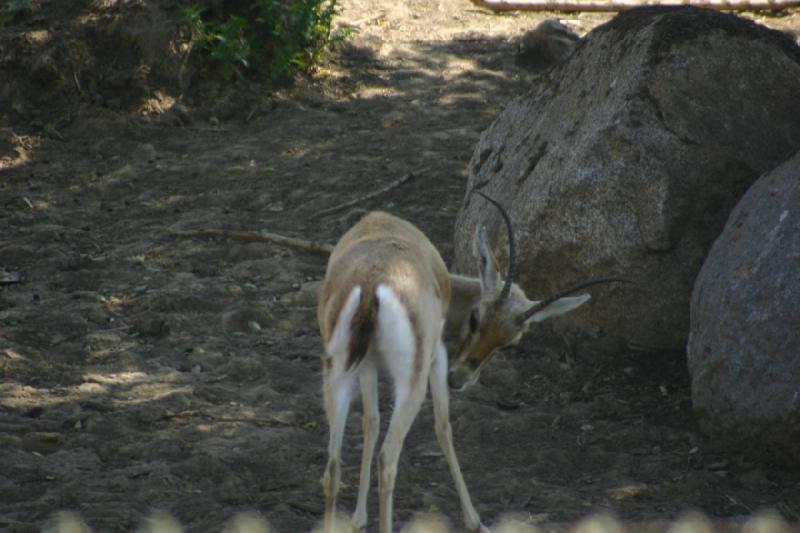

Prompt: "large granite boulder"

[453,6,800,349]
[688,150,800,466]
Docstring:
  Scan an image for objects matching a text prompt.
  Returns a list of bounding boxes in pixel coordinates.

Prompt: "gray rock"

[454,6,800,349]
[688,150,800,466]
[517,19,580,70]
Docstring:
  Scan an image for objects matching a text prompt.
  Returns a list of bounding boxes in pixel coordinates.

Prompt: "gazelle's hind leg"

[377,374,429,533]
[429,340,486,533]
[321,286,362,533]
[322,360,357,533]
[351,360,379,531]
[374,283,430,533]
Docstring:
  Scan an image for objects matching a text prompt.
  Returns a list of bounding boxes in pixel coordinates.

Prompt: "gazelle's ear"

[474,225,500,294]
[524,295,590,323]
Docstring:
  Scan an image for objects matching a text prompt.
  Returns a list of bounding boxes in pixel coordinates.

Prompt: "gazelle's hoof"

[472,524,490,533]
[316,512,353,533]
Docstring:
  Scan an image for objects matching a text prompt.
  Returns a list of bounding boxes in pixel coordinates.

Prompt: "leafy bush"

[2,0,31,23]
[183,0,349,83]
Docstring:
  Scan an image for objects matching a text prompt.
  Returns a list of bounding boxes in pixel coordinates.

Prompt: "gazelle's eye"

[469,309,479,332]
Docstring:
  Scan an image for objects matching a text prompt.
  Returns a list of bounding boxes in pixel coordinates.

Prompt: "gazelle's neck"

[445,274,483,335]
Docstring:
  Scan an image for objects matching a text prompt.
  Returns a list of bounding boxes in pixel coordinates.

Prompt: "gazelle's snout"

[447,368,464,391]
[447,359,481,391]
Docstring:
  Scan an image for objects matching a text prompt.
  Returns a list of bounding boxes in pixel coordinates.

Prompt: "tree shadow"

[11,3,799,532]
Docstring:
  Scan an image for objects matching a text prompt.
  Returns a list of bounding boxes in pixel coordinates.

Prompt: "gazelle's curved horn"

[516,278,631,325]
[473,191,515,305]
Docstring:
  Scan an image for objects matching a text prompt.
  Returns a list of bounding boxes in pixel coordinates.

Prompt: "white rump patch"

[375,284,416,389]
[326,285,363,360]
[528,294,591,323]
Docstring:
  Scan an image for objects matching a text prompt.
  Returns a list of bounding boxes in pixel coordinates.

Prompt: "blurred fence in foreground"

[42,508,797,533]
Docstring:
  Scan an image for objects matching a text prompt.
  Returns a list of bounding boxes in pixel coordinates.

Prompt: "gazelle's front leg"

[352,362,379,531]
[429,341,488,533]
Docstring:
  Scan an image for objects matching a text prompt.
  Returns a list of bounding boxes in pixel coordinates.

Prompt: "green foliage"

[3,0,31,22]
[184,5,251,80]
[183,0,349,83]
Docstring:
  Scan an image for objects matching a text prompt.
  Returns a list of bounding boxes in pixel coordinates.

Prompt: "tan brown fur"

[317,211,486,533]
[317,211,450,350]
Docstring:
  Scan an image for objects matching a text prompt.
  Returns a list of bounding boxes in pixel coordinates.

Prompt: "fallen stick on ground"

[469,0,800,11]
[170,228,334,254]
[0,271,23,286]
[310,167,425,220]
[171,169,427,251]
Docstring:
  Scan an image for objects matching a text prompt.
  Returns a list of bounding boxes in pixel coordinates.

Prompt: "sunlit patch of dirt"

[1,0,799,531]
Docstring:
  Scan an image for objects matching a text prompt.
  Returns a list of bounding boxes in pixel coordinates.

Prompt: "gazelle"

[446,193,626,391]
[317,193,623,533]
[318,209,485,533]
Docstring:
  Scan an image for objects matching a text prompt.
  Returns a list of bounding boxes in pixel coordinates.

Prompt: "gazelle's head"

[447,192,626,391]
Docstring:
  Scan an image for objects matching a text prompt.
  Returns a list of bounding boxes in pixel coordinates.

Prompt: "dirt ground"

[2,1,800,531]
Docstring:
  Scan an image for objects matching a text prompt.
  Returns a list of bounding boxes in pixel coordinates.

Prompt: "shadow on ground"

[2,1,800,531]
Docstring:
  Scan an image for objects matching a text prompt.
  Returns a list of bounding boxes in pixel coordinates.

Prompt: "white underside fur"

[325,284,418,384]
[326,285,363,364]
[375,284,416,397]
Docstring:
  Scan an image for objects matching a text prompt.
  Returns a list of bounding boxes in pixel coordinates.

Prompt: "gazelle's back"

[317,211,450,346]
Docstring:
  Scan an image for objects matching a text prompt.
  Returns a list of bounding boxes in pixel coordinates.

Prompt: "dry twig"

[470,0,800,11]
[171,169,427,252]
[158,410,297,426]
[170,228,334,254]
[0,272,23,286]
[310,167,425,220]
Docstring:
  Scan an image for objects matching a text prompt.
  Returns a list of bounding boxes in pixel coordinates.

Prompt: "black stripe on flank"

[346,288,377,371]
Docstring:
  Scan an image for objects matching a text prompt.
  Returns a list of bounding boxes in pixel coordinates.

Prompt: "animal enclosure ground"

[1,1,799,531]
